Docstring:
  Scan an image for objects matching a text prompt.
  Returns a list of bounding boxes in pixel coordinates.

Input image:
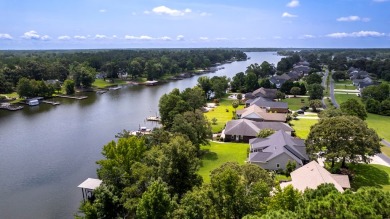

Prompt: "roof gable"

[290,161,348,192]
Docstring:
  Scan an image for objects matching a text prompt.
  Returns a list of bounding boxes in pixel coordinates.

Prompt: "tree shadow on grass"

[200,149,218,161]
[349,164,390,191]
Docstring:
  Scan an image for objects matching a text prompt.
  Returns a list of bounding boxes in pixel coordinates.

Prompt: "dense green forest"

[0,49,247,94]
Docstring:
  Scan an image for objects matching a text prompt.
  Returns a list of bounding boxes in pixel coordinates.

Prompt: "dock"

[0,103,24,111]
[143,80,159,86]
[57,95,88,100]
[42,100,60,105]
[146,116,161,122]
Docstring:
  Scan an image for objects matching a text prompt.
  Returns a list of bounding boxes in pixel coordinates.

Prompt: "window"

[276,163,280,168]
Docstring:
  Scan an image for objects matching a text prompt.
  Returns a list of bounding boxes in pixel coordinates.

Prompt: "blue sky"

[0,0,389,49]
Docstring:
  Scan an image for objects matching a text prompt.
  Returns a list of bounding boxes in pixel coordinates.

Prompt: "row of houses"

[348,67,379,92]
[269,61,311,88]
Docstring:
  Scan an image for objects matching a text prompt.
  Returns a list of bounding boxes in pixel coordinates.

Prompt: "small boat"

[146,116,161,122]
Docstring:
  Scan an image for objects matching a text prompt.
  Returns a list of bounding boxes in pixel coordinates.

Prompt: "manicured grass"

[381,146,390,158]
[204,96,244,133]
[334,93,360,105]
[334,79,352,85]
[92,79,128,88]
[0,92,19,98]
[275,174,291,182]
[366,113,390,142]
[334,84,357,90]
[349,163,390,191]
[198,141,249,183]
[290,119,318,139]
[282,97,310,111]
[333,95,390,141]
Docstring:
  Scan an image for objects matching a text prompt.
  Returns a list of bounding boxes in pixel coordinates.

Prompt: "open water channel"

[0,52,283,218]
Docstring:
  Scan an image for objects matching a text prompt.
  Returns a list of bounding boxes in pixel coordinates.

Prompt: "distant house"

[252,87,278,99]
[248,130,308,170]
[236,105,286,122]
[293,65,310,74]
[224,119,293,142]
[280,161,351,192]
[269,75,290,89]
[296,61,310,67]
[247,97,289,113]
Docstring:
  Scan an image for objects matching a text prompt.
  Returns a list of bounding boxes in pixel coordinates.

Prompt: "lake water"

[0,52,283,218]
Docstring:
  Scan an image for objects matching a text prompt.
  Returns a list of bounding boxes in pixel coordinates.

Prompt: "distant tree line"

[0,49,247,94]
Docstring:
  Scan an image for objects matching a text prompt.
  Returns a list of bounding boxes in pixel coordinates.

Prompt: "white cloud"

[199,37,209,40]
[299,34,316,39]
[215,37,228,41]
[337,15,370,22]
[176,35,185,41]
[22,30,50,40]
[99,9,107,13]
[125,35,153,40]
[160,36,172,41]
[95,34,108,39]
[287,0,300,7]
[326,31,385,38]
[147,6,192,16]
[74,35,87,40]
[282,12,297,18]
[273,36,282,39]
[0,33,13,40]
[58,35,71,40]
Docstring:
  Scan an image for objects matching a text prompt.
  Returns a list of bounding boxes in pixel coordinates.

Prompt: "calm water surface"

[0,52,283,218]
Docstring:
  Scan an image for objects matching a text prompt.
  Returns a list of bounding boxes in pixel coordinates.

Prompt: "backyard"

[198,141,249,183]
[290,118,318,139]
[204,95,244,133]
[282,97,310,111]
[349,163,390,191]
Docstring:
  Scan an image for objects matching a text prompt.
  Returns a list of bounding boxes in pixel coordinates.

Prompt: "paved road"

[321,70,328,109]
[329,71,339,108]
[377,153,390,166]
[382,139,390,147]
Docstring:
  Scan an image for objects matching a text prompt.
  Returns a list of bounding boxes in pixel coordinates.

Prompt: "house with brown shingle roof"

[280,161,351,192]
[236,105,286,122]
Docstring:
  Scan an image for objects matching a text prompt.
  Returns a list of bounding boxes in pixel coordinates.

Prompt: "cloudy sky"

[0,0,389,49]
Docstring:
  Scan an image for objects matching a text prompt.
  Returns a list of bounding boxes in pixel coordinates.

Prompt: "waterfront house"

[224,119,293,142]
[252,87,278,99]
[280,161,351,192]
[248,130,308,170]
[247,97,289,113]
[236,105,286,122]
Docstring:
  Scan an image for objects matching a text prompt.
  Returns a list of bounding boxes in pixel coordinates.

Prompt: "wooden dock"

[42,100,60,105]
[57,95,88,100]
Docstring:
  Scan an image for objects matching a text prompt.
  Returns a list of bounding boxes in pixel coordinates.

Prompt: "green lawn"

[349,163,390,191]
[282,97,310,111]
[334,93,360,105]
[204,97,244,133]
[334,79,352,85]
[92,79,128,88]
[290,119,318,139]
[334,84,357,90]
[0,92,19,98]
[366,113,390,142]
[198,141,249,183]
